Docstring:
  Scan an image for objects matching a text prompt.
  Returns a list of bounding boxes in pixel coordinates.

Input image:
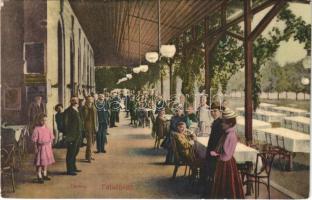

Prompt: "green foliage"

[210,31,244,95]
[95,63,160,92]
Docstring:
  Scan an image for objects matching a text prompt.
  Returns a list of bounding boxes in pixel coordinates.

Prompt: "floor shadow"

[49,171,68,176]
[127,134,152,140]
[136,176,201,198]
[272,160,310,171]
[129,147,167,157]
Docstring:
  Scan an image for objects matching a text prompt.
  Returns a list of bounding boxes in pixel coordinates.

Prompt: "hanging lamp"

[138,0,148,72]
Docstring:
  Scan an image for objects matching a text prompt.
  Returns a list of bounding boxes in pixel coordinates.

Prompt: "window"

[24,43,44,74]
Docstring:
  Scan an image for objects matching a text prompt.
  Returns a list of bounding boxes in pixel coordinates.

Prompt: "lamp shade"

[145,52,159,63]
[301,77,310,85]
[160,45,176,58]
[133,67,141,74]
[302,55,311,69]
[139,65,149,72]
[126,74,133,79]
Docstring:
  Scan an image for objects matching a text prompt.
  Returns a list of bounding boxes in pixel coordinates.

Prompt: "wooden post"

[244,0,253,144]
[169,61,173,97]
[204,16,211,99]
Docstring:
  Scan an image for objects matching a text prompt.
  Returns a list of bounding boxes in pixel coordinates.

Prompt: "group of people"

[154,95,244,199]
[27,91,125,183]
[27,90,244,198]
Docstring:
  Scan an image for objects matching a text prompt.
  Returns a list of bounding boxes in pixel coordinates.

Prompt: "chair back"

[1,145,15,169]
[276,135,286,150]
[170,134,181,164]
[255,152,276,177]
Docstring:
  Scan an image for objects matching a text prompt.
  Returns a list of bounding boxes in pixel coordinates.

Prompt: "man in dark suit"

[63,97,83,175]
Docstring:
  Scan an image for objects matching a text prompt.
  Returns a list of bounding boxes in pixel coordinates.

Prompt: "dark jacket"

[55,112,64,132]
[63,106,83,142]
[206,117,224,159]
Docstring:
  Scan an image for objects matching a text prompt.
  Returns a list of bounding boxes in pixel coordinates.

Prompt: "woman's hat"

[222,108,237,119]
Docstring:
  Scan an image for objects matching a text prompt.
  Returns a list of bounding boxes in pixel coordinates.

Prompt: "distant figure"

[95,94,109,153]
[31,113,55,184]
[63,97,83,175]
[155,95,166,114]
[196,96,212,136]
[155,109,167,149]
[54,104,64,144]
[28,95,46,130]
[110,93,121,128]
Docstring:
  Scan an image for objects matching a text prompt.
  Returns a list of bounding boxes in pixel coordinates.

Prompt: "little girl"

[32,113,55,183]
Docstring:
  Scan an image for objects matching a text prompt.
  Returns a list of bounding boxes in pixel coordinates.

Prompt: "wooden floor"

[4,114,290,198]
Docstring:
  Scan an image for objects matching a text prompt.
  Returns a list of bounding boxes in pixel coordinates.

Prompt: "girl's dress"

[211,126,244,199]
[32,125,55,167]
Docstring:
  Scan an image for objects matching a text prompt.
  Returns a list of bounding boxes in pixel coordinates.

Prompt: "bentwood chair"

[1,145,16,192]
[275,135,292,171]
[171,136,189,179]
[241,152,276,199]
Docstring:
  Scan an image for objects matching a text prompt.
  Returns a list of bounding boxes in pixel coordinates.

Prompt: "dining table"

[269,106,307,117]
[282,116,310,134]
[255,127,310,170]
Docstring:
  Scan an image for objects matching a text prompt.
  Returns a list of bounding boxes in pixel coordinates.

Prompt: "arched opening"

[70,37,75,96]
[57,20,65,105]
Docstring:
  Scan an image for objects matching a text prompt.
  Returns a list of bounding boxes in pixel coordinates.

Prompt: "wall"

[1,0,25,124]
[1,0,95,128]
[46,0,95,127]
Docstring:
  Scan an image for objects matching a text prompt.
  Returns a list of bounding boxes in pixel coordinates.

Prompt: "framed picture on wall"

[4,87,22,111]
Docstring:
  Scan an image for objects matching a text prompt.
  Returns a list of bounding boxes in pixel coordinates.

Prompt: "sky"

[252,3,311,67]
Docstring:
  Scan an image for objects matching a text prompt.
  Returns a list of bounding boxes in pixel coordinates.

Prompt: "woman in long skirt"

[209,109,244,199]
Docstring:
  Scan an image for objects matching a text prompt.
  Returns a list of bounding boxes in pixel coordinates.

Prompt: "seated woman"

[164,106,190,164]
[173,122,196,163]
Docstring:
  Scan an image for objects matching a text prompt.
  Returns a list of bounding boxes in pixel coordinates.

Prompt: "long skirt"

[211,157,245,199]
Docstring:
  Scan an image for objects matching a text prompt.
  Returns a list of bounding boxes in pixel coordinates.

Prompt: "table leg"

[245,161,253,196]
[287,153,293,171]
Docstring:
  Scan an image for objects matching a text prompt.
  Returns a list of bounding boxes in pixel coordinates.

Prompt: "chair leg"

[255,178,257,199]
[172,165,179,179]
[154,137,158,149]
[157,139,160,149]
[11,168,15,192]
[184,165,188,176]
[268,179,271,199]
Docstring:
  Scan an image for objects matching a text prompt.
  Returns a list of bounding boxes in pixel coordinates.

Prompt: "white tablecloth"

[4,125,28,142]
[283,116,310,134]
[195,137,260,166]
[255,128,310,153]
[236,116,272,138]
[254,110,286,123]
[259,103,277,110]
[164,114,173,121]
[269,106,307,117]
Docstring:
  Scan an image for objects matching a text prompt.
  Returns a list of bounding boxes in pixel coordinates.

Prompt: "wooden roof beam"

[129,14,182,30]
[189,0,278,47]
[249,0,288,41]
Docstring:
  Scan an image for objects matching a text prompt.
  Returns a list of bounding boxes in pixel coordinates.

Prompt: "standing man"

[202,102,225,197]
[125,92,131,118]
[63,97,83,175]
[95,94,109,153]
[110,92,121,128]
[81,96,98,163]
